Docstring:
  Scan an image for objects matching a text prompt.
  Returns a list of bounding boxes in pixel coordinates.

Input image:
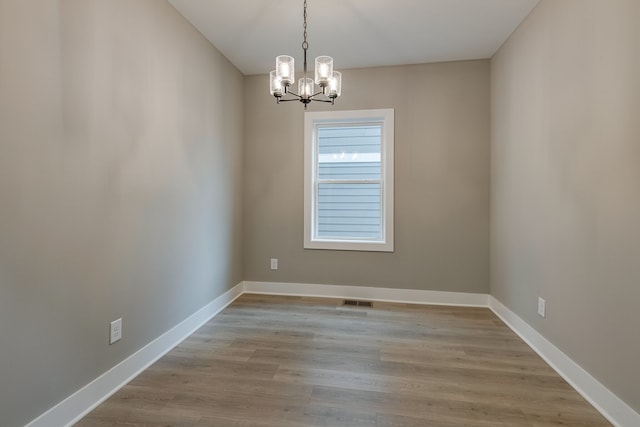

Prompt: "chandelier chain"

[302,0,309,77]
[302,0,308,50]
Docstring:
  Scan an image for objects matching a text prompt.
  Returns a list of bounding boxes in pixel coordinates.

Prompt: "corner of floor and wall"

[1,0,638,427]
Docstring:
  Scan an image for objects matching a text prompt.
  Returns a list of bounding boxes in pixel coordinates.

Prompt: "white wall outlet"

[270,258,278,270]
[537,297,546,318]
[110,318,122,344]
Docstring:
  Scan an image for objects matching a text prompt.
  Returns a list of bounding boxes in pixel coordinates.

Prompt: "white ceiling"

[168,0,539,76]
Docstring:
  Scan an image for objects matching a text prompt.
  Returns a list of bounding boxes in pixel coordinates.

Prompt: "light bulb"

[276,55,294,86]
[299,77,314,98]
[270,70,283,97]
[328,71,342,98]
[315,56,333,87]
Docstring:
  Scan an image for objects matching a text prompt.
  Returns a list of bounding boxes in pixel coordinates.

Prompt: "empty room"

[0,0,638,426]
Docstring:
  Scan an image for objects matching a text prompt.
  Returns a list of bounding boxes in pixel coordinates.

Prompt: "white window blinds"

[317,125,383,240]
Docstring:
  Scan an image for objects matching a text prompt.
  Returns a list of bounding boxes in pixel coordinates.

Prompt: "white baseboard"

[25,281,638,427]
[26,282,244,427]
[489,296,640,427]
[242,280,490,307]
[245,281,639,427]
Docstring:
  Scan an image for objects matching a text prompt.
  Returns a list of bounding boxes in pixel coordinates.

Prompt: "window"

[304,109,394,252]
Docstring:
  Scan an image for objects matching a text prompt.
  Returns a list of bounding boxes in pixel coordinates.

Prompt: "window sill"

[304,239,394,252]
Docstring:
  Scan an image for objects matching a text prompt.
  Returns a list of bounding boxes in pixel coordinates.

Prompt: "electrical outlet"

[537,297,546,318]
[270,258,278,270]
[110,318,122,344]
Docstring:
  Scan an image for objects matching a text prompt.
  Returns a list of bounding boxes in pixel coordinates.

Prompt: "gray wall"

[491,0,640,413]
[244,61,490,293]
[0,1,244,425]
[11,0,638,423]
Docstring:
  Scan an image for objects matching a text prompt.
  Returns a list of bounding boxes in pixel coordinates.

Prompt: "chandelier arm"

[309,98,334,104]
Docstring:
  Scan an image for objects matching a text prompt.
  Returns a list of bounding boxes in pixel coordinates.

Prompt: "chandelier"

[269,0,342,108]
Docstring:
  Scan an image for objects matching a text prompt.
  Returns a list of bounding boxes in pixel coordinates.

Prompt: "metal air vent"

[343,299,373,307]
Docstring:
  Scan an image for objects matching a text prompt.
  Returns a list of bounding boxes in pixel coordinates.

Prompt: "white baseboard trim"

[26,282,244,427]
[242,281,490,307]
[245,281,639,427]
[25,280,638,427]
[489,296,639,427]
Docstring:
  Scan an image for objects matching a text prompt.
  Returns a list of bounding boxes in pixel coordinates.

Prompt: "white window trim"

[304,108,394,252]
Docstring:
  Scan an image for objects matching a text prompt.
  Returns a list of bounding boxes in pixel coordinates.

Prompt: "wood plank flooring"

[76,294,611,426]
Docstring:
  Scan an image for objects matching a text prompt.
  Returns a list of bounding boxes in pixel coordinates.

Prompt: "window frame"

[304,108,394,252]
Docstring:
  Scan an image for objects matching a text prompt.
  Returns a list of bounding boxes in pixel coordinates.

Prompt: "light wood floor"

[77,294,611,426]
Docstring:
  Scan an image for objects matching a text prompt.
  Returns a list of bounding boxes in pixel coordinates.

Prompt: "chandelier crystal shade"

[269,0,341,108]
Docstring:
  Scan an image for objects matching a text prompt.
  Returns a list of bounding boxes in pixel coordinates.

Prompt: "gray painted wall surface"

[0,1,244,425]
[491,0,640,413]
[244,61,490,293]
[9,0,638,423]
